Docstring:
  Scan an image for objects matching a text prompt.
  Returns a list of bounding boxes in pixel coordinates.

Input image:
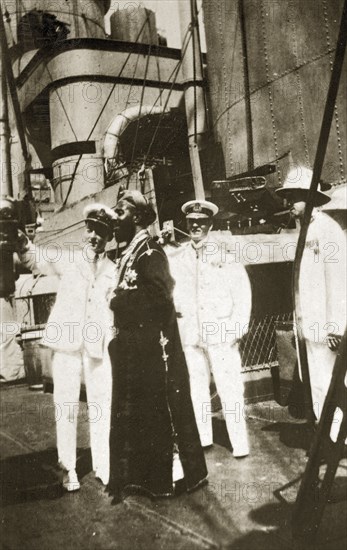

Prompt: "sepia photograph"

[0,0,346,548]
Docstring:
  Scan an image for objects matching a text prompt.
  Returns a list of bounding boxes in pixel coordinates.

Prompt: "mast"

[0,2,32,199]
[0,43,12,196]
[178,0,207,200]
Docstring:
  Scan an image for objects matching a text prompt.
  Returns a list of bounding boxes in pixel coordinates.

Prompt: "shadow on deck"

[0,385,346,550]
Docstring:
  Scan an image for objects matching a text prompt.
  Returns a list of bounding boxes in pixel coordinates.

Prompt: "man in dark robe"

[108,190,207,503]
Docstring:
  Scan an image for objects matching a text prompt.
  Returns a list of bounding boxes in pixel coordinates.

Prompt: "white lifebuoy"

[103,105,170,173]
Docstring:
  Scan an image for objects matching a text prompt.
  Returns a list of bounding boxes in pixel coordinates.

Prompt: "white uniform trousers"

[305,340,337,421]
[52,350,112,483]
[184,344,249,456]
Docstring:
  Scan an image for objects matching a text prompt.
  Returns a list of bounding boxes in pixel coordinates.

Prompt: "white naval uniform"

[297,211,346,420]
[19,244,117,483]
[167,236,252,455]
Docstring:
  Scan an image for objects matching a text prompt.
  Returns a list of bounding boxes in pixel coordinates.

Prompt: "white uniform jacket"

[299,211,346,343]
[167,236,252,347]
[19,243,117,358]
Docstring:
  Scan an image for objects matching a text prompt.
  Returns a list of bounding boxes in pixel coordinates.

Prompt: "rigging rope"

[128,19,153,181]
[148,23,193,117]
[45,64,79,141]
[191,0,198,142]
[141,3,203,166]
[123,49,141,109]
[141,26,194,166]
[61,15,151,207]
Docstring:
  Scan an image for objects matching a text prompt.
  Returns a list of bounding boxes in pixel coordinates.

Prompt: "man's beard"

[114,220,136,244]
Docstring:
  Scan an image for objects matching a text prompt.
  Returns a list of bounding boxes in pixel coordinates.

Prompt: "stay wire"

[142,27,193,166]
[63,11,191,201]
[44,64,79,141]
[147,23,192,117]
[131,27,193,180]
[128,18,153,181]
[191,0,198,142]
[61,15,151,207]
[86,15,152,144]
[124,48,141,109]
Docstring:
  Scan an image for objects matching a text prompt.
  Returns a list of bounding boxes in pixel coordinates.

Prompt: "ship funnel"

[110,6,158,44]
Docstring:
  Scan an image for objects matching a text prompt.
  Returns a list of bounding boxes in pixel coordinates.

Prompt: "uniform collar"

[117,229,149,272]
[190,234,210,251]
[94,250,106,261]
[119,229,148,258]
[90,250,107,277]
[127,228,149,249]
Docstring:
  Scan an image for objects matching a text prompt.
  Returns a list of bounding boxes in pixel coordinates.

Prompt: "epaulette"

[137,247,167,263]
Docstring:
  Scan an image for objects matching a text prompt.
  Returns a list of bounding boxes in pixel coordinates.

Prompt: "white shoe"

[200,437,213,448]
[233,447,249,458]
[62,469,80,492]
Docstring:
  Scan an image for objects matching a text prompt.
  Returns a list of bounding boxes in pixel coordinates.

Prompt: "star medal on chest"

[119,266,138,290]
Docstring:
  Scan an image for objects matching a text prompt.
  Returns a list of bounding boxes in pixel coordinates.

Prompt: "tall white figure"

[18,204,117,490]
[168,200,252,457]
[277,167,346,421]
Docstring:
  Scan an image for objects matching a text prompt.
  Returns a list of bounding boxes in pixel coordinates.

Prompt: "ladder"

[292,329,347,541]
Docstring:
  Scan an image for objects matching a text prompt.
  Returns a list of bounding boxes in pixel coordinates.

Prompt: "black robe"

[108,233,207,502]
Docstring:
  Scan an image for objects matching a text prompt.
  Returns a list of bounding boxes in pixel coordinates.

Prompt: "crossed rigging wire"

[61,11,197,206]
[141,24,194,167]
[2,0,201,225]
[27,19,197,242]
[2,0,154,206]
[61,13,154,206]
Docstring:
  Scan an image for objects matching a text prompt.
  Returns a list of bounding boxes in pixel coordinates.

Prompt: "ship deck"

[1,384,346,550]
